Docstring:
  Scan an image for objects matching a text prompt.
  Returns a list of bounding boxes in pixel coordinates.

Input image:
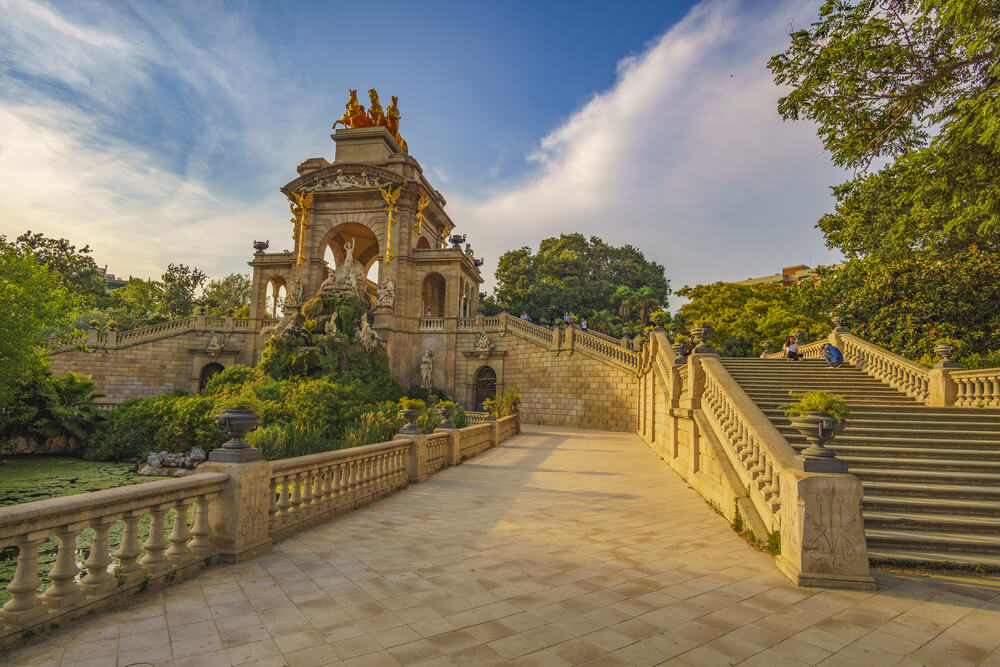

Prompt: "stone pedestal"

[928,367,957,407]
[777,472,876,590]
[195,460,273,563]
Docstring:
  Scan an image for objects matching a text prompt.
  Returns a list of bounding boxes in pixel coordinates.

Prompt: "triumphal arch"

[247,90,486,398]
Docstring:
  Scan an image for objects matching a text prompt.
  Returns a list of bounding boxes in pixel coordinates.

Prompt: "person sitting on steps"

[823,342,844,368]
[783,335,802,361]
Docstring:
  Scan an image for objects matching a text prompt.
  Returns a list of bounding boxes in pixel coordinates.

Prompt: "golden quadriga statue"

[333,88,408,153]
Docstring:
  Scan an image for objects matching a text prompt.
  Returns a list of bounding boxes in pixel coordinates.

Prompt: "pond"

[0,456,161,605]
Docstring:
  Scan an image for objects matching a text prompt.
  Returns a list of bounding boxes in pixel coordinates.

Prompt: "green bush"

[417,408,442,434]
[201,365,263,396]
[780,391,851,423]
[343,402,404,448]
[245,423,336,460]
[453,405,468,429]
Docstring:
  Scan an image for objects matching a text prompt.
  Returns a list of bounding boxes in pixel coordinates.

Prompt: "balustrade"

[951,368,1000,407]
[459,424,493,459]
[838,334,930,402]
[418,318,445,330]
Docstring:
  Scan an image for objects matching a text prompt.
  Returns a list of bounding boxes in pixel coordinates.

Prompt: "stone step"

[862,480,1000,501]
[863,494,1000,518]
[823,444,1000,461]
[777,430,1000,449]
[865,528,1000,555]
[867,547,1000,569]
[760,406,1000,420]
[863,510,1000,535]
[767,416,1000,433]
[842,455,1000,473]
[850,467,1000,487]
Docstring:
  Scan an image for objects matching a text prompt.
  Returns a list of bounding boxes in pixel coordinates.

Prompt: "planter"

[438,406,457,429]
[210,409,263,462]
[399,407,422,434]
[933,344,961,369]
[789,411,847,473]
[690,324,717,355]
[652,314,666,332]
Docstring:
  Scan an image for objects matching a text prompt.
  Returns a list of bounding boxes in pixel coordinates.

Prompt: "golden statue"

[368,89,385,126]
[333,89,372,129]
[332,89,407,152]
[379,186,401,263]
[441,223,453,248]
[285,189,314,266]
[414,194,430,235]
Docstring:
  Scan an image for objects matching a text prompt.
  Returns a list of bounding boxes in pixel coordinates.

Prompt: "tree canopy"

[491,234,669,333]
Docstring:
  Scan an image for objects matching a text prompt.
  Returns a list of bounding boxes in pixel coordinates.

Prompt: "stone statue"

[325,310,339,336]
[205,334,224,357]
[320,236,365,305]
[289,278,305,305]
[376,276,395,309]
[419,349,434,388]
[465,243,475,257]
[358,313,381,352]
[474,328,493,354]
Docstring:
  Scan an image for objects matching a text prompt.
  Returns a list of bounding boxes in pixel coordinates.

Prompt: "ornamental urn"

[210,408,263,462]
[788,411,847,473]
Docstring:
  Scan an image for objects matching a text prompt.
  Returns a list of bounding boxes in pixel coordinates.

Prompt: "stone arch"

[199,362,225,391]
[422,272,446,318]
[415,236,431,250]
[474,366,497,410]
[265,276,287,318]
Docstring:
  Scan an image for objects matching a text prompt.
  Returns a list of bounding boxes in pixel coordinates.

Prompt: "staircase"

[720,357,1000,569]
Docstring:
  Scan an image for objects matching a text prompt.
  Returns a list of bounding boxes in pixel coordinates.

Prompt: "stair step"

[863,510,1000,535]
[862,480,1000,501]
[850,467,1000,486]
[863,495,1000,518]
[778,432,1000,449]
[825,445,1000,460]
[865,528,1000,555]
[867,548,1000,569]
[841,456,1000,473]
[770,419,1000,434]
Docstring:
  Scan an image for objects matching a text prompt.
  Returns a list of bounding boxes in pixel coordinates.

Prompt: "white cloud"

[449,0,846,308]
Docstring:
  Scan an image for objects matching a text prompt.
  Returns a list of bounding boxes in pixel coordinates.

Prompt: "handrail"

[700,356,799,522]
[503,313,553,344]
[459,423,493,458]
[418,318,445,330]
[950,367,1000,407]
[115,317,199,344]
[574,328,639,369]
[838,333,930,402]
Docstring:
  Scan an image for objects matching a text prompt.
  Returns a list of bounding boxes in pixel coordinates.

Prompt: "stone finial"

[690,323,718,355]
[831,315,849,333]
[759,341,771,358]
[933,343,961,369]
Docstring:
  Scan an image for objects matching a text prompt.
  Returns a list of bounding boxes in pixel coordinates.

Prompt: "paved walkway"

[7,425,1000,666]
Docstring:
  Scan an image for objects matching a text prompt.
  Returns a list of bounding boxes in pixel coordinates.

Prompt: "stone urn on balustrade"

[399,406,423,435]
[437,403,457,429]
[933,343,962,369]
[210,408,263,462]
[788,412,848,473]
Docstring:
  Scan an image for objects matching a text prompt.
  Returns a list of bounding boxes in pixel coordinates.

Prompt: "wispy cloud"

[449,0,845,305]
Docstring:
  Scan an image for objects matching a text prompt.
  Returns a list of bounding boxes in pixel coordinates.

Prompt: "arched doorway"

[199,363,225,390]
[422,272,446,317]
[475,366,497,411]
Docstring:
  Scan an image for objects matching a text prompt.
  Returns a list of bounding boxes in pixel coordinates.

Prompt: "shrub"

[780,391,851,423]
[245,423,336,460]
[417,408,442,433]
[285,378,367,440]
[399,397,425,410]
[453,405,468,428]
[343,402,404,448]
[201,365,263,396]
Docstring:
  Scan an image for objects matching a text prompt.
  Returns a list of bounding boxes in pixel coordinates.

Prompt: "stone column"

[194,460,273,563]
[928,367,957,406]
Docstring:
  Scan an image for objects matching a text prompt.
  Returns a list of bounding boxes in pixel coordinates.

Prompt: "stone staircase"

[720,357,1000,568]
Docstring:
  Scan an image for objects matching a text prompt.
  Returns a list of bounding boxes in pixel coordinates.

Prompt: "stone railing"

[268,440,411,541]
[0,415,525,644]
[836,333,930,402]
[114,317,199,345]
[634,330,874,590]
[574,328,639,369]
[949,368,1000,408]
[39,331,85,352]
[457,318,476,329]
[459,423,493,459]
[497,414,520,441]
[483,316,501,328]
[503,312,554,344]
[0,473,228,638]
[419,318,445,330]
[581,328,622,345]
[465,411,490,425]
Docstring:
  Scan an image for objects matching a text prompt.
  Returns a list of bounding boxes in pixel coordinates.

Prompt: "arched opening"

[422,272,446,318]
[475,366,497,411]
[416,237,431,250]
[264,278,287,318]
[320,222,380,308]
[199,362,225,390]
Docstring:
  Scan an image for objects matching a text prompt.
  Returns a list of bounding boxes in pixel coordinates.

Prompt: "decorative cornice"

[283,163,407,194]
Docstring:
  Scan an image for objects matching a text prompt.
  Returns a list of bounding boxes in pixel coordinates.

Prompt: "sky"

[0,0,846,307]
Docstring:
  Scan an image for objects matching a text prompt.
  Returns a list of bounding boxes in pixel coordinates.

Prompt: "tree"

[493,234,670,327]
[202,273,251,317]
[676,281,830,357]
[159,263,207,319]
[12,231,105,302]
[0,238,76,405]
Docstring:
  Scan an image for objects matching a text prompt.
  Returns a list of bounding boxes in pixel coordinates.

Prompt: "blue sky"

[0,0,844,305]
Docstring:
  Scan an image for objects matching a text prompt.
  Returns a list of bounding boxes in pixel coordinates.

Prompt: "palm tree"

[636,286,657,324]
[613,285,636,323]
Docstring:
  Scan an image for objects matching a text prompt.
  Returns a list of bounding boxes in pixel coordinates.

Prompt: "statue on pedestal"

[358,313,381,352]
[376,276,395,309]
[420,350,434,388]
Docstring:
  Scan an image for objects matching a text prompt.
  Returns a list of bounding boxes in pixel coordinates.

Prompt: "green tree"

[493,234,669,327]
[202,273,251,317]
[11,231,105,302]
[0,238,76,405]
[103,279,165,330]
[159,263,207,319]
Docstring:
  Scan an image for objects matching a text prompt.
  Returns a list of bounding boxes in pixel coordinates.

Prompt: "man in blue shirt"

[823,343,844,368]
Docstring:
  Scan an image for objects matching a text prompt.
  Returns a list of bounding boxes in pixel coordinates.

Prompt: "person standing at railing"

[520,311,531,322]
[563,312,571,326]
[823,343,844,368]
[783,335,802,361]
[581,318,588,331]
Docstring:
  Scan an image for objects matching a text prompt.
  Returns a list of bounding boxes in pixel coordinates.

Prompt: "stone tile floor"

[6,425,1000,666]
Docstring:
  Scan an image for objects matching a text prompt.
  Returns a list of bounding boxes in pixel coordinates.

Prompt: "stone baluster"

[166,500,193,566]
[300,472,314,513]
[140,505,171,575]
[276,477,291,517]
[41,524,85,610]
[80,516,116,596]
[189,495,214,557]
[268,480,279,524]
[315,468,329,508]
[288,474,302,515]
[114,511,144,585]
[1,536,46,626]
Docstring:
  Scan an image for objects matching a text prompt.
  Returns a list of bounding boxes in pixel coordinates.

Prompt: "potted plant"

[398,397,425,434]
[436,400,458,429]
[780,391,850,473]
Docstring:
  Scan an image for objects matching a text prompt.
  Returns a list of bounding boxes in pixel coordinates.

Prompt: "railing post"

[928,367,956,406]
[195,459,273,563]
[404,434,427,483]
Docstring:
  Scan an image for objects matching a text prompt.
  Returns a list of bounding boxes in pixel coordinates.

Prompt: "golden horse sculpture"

[332,89,407,153]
